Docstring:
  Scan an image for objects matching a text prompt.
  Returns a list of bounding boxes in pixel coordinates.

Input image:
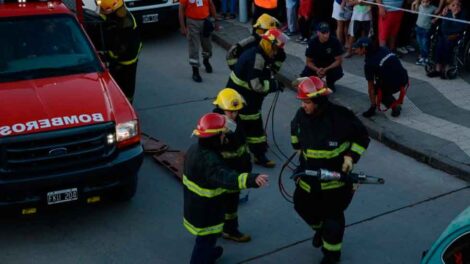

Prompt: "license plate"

[142,14,159,24]
[47,188,78,205]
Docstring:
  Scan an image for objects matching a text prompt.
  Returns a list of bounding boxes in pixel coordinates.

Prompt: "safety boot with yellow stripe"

[222,230,251,243]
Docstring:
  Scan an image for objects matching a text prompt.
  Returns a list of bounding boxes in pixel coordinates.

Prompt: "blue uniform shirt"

[364,47,408,87]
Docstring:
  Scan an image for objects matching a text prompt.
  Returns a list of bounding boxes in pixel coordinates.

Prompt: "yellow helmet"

[253,14,280,32]
[97,0,124,13]
[213,88,245,111]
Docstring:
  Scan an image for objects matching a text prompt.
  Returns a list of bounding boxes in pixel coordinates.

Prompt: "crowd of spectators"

[212,0,469,78]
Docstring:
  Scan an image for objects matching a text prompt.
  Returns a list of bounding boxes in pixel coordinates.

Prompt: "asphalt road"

[0,28,468,264]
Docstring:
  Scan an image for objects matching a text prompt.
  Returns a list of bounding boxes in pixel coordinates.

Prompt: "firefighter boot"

[203,58,213,73]
[208,246,223,264]
[320,248,341,264]
[192,66,202,82]
[223,218,251,242]
[222,230,251,242]
[362,105,376,118]
[320,256,340,264]
[254,153,276,168]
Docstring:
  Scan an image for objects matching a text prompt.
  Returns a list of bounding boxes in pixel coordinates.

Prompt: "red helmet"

[295,76,333,100]
[261,28,289,48]
[192,113,228,138]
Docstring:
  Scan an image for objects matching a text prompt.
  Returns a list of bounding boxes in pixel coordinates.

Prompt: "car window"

[442,232,470,264]
[0,14,102,82]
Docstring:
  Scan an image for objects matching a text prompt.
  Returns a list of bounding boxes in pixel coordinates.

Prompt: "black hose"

[265,91,297,168]
[278,152,298,203]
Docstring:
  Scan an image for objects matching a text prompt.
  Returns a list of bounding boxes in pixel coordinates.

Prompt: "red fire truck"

[0,0,143,215]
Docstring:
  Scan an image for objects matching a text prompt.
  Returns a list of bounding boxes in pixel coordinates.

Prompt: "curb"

[212,31,470,182]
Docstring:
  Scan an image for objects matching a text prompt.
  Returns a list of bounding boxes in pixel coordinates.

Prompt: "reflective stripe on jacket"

[291,102,370,192]
[102,9,142,65]
[183,143,258,236]
[229,46,275,94]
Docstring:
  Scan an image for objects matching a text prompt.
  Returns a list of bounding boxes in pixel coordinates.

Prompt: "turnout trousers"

[293,184,354,260]
[223,191,241,233]
[109,61,138,102]
[227,79,268,156]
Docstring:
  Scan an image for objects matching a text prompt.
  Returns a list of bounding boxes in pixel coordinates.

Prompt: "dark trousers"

[375,82,403,109]
[436,33,459,65]
[223,191,240,233]
[300,66,344,91]
[298,17,312,39]
[396,2,417,48]
[293,185,354,260]
[190,234,218,264]
[252,6,278,25]
[109,61,138,103]
[228,79,268,156]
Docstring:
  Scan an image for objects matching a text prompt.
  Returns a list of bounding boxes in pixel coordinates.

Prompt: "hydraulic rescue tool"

[278,152,385,203]
[290,169,385,184]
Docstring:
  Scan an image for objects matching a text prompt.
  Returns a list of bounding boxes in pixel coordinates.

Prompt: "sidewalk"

[212,19,470,181]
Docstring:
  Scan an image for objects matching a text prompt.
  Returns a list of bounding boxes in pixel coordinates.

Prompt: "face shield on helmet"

[97,0,124,14]
[294,76,333,100]
[262,28,289,49]
[213,88,245,111]
[192,113,237,138]
[253,14,280,35]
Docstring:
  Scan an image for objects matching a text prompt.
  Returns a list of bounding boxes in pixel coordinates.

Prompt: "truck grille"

[0,123,116,178]
[126,0,168,8]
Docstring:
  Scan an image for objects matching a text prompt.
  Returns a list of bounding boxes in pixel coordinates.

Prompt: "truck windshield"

[0,14,103,82]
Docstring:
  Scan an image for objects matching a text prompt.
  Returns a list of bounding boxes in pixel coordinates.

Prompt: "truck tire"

[115,173,138,202]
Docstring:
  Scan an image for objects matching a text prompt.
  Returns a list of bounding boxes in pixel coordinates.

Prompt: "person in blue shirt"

[300,22,344,91]
[353,37,409,118]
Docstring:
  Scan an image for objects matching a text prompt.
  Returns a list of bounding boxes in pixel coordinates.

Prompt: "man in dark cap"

[300,22,344,91]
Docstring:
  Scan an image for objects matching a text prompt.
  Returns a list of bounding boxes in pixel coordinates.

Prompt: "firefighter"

[290,76,370,264]
[226,28,288,168]
[226,13,285,72]
[184,113,269,263]
[98,0,142,103]
[212,88,252,243]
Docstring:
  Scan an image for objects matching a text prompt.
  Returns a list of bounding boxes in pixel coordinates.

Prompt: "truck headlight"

[115,120,140,148]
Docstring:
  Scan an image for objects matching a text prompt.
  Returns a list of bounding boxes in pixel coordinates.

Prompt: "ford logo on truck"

[48,147,68,156]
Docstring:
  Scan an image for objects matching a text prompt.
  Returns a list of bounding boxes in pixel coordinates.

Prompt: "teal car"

[421,206,470,264]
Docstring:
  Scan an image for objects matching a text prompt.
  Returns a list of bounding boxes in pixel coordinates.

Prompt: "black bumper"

[0,144,143,211]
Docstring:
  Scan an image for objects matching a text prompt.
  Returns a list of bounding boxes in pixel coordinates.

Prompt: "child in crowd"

[345,0,372,58]
[427,0,467,78]
[297,0,313,44]
[414,0,437,65]
[332,0,353,46]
